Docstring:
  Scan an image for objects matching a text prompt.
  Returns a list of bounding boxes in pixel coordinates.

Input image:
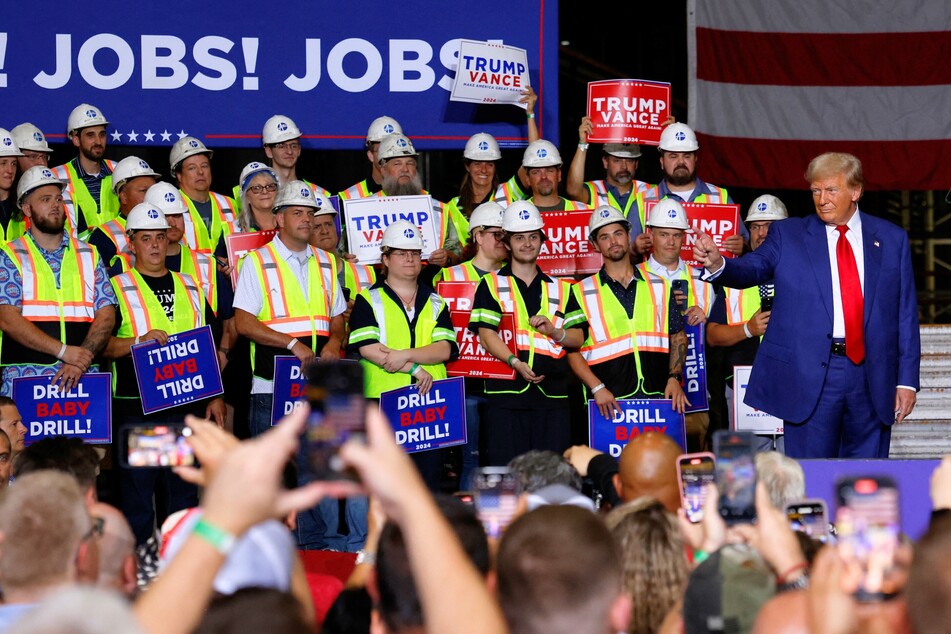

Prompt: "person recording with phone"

[348,220,458,490]
[705,195,787,450]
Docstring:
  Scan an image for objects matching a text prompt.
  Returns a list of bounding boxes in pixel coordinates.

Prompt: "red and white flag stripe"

[688,0,951,191]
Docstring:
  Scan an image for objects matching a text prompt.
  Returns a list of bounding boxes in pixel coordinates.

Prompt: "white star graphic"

[177,130,188,139]
[160,130,172,142]
[144,130,155,142]
[110,130,123,142]
[127,130,139,142]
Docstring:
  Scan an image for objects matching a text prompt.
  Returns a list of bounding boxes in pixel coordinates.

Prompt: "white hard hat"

[377,134,418,164]
[67,103,109,135]
[647,198,690,230]
[522,140,562,169]
[125,203,170,233]
[746,194,788,223]
[603,143,642,159]
[262,115,302,145]
[0,129,23,158]
[381,220,424,251]
[468,202,505,233]
[239,162,279,194]
[658,123,699,153]
[273,180,322,212]
[310,190,337,217]
[145,182,188,216]
[17,166,65,207]
[10,123,53,154]
[502,200,545,234]
[588,205,631,241]
[366,116,403,144]
[464,133,502,161]
[170,136,213,173]
[112,156,161,195]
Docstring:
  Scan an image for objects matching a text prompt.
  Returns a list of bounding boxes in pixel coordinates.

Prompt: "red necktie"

[835,225,865,364]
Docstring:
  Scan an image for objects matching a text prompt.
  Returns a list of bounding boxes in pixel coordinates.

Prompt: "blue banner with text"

[131,326,223,414]
[379,377,466,454]
[13,373,113,444]
[588,399,686,457]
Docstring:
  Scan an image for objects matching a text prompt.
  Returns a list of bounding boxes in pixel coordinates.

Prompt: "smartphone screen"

[123,425,194,468]
[786,499,829,541]
[713,431,757,525]
[836,477,900,602]
[303,361,366,481]
[678,453,716,523]
[473,467,519,539]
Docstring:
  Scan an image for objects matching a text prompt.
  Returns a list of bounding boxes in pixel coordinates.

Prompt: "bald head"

[614,433,682,512]
[91,502,137,597]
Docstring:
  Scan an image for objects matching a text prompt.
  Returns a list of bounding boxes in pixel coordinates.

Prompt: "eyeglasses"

[482,230,505,240]
[271,142,301,151]
[84,516,105,540]
[247,183,278,194]
[387,250,422,260]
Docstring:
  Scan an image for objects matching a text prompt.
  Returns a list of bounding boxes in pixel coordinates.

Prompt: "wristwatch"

[668,372,683,383]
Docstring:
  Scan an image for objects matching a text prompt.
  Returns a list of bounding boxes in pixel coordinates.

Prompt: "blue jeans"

[460,395,485,491]
[249,393,274,438]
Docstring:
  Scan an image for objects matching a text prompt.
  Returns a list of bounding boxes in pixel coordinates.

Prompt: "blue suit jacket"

[714,212,919,424]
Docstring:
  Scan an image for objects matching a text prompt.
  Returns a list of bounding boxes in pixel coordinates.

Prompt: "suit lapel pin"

[874,240,880,247]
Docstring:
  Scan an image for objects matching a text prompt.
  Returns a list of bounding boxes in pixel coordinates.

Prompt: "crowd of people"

[0,88,925,632]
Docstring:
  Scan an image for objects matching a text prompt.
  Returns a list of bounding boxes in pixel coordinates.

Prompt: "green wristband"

[693,549,709,565]
[506,354,517,367]
[193,518,237,555]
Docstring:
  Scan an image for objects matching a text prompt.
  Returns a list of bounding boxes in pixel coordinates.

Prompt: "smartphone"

[786,499,829,541]
[677,452,716,523]
[472,467,520,539]
[713,431,757,525]
[122,425,194,468]
[760,295,774,312]
[302,361,366,480]
[453,491,475,507]
[671,279,688,312]
[836,476,901,602]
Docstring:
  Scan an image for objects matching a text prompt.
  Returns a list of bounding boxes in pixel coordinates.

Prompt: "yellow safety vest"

[724,287,761,326]
[476,273,572,397]
[585,179,650,230]
[179,190,237,253]
[343,260,376,298]
[445,197,471,247]
[0,216,27,244]
[246,243,338,374]
[529,197,589,211]
[339,179,372,201]
[493,175,527,206]
[97,216,128,256]
[573,274,657,396]
[52,160,119,231]
[0,234,98,366]
[642,184,730,205]
[355,286,449,398]
[439,261,482,283]
[634,261,714,353]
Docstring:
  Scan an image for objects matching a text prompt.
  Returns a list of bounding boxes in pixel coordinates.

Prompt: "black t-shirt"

[112,271,221,398]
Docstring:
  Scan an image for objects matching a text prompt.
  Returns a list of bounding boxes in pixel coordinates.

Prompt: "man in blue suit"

[693,153,919,459]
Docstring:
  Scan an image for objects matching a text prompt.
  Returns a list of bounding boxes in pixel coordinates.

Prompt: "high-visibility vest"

[634,261,714,353]
[343,260,376,298]
[246,243,338,376]
[439,261,483,282]
[493,175,526,207]
[96,216,128,257]
[111,269,204,396]
[585,179,650,230]
[445,197,471,247]
[529,197,589,211]
[474,273,572,397]
[573,274,655,396]
[51,160,119,231]
[0,216,28,244]
[642,183,730,205]
[0,234,98,366]
[352,287,450,398]
[179,190,237,253]
[112,243,218,312]
[724,287,761,326]
[339,179,372,201]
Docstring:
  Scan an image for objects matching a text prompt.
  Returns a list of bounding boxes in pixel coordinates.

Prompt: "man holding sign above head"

[569,205,690,420]
[521,140,588,213]
[644,123,747,254]
[705,195,788,448]
[233,181,346,437]
[470,201,588,466]
[0,166,117,396]
[348,220,458,489]
[339,115,404,202]
[103,202,223,546]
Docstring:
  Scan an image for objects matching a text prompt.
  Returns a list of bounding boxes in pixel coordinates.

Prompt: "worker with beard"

[470,201,588,465]
[642,123,747,255]
[0,167,116,396]
[51,104,118,237]
[568,206,690,422]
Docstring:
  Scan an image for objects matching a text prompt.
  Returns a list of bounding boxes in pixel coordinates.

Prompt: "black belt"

[831,341,847,356]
